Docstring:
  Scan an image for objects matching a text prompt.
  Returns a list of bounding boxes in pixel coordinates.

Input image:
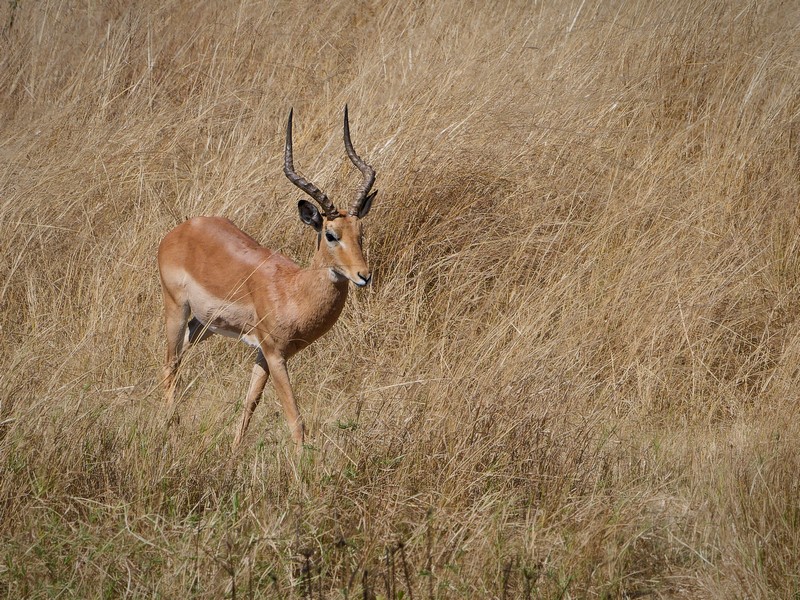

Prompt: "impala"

[157,106,377,449]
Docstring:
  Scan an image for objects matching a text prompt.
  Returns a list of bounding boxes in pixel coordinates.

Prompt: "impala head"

[284,106,377,287]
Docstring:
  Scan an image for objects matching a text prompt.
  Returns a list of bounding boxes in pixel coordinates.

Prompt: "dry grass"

[2,0,800,597]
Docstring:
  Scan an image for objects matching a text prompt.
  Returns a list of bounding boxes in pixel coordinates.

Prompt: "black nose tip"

[358,272,372,285]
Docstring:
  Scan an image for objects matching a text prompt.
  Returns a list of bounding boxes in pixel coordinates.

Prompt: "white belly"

[184,275,260,348]
[205,324,260,348]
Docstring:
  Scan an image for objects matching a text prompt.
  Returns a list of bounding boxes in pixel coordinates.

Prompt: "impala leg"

[232,350,270,449]
[186,317,214,346]
[162,294,190,416]
[164,306,215,421]
[264,354,305,449]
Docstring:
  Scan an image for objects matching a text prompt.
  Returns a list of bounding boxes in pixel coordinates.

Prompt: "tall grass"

[2,0,800,597]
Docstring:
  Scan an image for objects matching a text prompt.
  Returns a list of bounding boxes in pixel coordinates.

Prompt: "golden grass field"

[1,0,800,597]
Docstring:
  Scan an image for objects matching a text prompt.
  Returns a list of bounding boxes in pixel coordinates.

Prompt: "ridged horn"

[343,105,376,216]
[284,108,338,219]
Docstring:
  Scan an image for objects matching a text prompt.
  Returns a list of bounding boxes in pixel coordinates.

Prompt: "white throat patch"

[329,268,348,283]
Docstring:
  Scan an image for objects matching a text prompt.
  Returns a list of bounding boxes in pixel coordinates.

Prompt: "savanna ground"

[1,0,800,597]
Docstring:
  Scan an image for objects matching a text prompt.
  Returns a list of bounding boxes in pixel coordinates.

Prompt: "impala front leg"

[265,353,305,449]
[232,350,270,449]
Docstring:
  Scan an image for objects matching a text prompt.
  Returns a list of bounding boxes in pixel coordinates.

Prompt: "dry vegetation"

[1,0,800,597]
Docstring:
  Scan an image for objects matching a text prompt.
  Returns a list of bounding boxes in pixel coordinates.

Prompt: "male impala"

[157,106,377,449]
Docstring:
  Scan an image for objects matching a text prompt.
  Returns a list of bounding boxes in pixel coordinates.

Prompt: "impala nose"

[356,272,372,287]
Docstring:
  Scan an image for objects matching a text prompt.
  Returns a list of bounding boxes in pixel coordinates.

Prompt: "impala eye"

[325,231,338,243]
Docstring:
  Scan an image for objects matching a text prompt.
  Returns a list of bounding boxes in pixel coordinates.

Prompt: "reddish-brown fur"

[158,108,376,449]
[158,211,370,448]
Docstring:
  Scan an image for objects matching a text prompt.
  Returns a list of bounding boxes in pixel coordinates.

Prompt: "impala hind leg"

[186,317,214,345]
[164,312,215,424]
[232,350,270,449]
[162,294,191,416]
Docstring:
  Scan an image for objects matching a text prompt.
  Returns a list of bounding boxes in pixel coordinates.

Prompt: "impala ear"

[357,190,378,219]
[298,199,322,231]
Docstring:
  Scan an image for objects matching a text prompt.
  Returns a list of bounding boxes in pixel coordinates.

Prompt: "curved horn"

[284,108,338,219]
[343,105,376,216]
